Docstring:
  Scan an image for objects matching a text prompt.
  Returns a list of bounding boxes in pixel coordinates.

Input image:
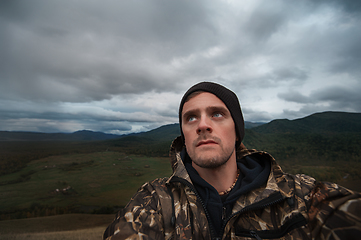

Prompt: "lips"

[196,140,218,147]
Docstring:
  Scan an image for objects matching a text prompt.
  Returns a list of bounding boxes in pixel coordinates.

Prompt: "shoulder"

[115,177,170,212]
[148,177,169,187]
[131,177,170,201]
[103,178,171,239]
[307,181,361,238]
[284,174,361,238]
[307,181,360,214]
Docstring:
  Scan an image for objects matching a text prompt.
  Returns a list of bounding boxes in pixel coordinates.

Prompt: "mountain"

[134,123,181,141]
[70,130,121,141]
[0,121,261,142]
[130,112,361,141]
[252,111,361,134]
[105,124,181,155]
[0,130,121,141]
[245,121,266,129]
[2,111,360,178]
[2,112,361,221]
[1,111,360,142]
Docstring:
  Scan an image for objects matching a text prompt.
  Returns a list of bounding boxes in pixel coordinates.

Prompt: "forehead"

[182,92,227,114]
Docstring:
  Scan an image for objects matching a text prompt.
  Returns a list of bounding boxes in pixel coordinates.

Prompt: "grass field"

[1,227,105,240]
[1,143,360,224]
[0,151,173,216]
[0,213,114,239]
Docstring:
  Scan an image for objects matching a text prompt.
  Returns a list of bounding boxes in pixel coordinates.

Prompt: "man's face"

[181,92,237,169]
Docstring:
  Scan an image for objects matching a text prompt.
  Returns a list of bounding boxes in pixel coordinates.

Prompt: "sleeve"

[308,182,361,239]
[103,180,166,240]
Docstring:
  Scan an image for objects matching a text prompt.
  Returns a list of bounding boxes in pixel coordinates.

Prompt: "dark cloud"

[272,67,308,81]
[278,91,310,104]
[0,0,360,132]
[245,2,288,42]
[311,85,361,111]
[308,0,361,14]
[0,0,218,102]
[279,83,361,121]
[328,31,361,76]
[280,83,361,106]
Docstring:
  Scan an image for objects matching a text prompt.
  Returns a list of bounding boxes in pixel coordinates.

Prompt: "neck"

[192,151,238,194]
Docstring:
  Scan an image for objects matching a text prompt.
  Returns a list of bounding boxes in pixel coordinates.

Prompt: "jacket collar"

[167,136,192,185]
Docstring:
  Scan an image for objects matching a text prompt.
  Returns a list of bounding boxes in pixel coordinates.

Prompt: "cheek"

[223,125,237,143]
[182,128,192,146]
[184,133,193,145]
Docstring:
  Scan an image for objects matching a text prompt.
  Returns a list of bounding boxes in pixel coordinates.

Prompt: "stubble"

[187,134,235,169]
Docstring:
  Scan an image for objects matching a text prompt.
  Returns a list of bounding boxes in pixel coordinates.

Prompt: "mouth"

[196,140,218,147]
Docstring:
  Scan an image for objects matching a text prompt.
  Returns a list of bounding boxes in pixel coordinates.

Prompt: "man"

[104,82,361,239]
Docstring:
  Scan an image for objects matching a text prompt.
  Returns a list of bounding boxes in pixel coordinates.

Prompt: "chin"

[193,159,228,169]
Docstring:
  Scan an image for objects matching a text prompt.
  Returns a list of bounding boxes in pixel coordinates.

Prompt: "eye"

[188,116,197,122]
[213,112,224,118]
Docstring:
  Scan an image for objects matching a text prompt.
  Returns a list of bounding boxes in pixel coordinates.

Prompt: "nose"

[196,115,212,134]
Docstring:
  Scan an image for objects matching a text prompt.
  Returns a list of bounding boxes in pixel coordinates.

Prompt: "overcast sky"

[1,0,360,134]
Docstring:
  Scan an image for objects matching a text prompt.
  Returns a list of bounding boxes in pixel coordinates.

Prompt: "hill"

[1,111,360,173]
[1,111,361,221]
[108,111,361,151]
[105,124,181,157]
[242,111,361,186]
[1,111,360,142]
[252,111,361,134]
[130,123,181,142]
[0,121,263,142]
[0,130,121,141]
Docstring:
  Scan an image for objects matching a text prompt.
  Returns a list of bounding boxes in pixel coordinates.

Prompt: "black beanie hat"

[179,82,245,147]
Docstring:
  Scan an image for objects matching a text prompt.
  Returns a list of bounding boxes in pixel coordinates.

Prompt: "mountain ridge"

[252,111,361,134]
[1,111,360,141]
[0,130,121,141]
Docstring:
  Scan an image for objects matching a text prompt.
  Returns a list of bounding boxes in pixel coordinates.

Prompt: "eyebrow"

[207,106,229,115]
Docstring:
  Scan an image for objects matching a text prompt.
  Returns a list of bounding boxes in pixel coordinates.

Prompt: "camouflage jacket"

[103,137,361,239]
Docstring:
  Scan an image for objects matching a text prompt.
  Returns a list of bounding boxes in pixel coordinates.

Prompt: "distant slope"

[114,121,264,144]
[252,111,361,134]
[135,123,181,141]
[0,130,121,141]
[245,121,266,129]
[1,111,359,142]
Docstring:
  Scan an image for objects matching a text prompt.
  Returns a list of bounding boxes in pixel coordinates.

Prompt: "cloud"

[311,85,361,111]
[0,0,360,133]
[278,91,310,104]
[0,0,221,103]
[278,83,361,120]
[309,0,361,14]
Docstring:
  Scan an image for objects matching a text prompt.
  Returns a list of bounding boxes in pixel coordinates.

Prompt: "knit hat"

[179,82,245,147]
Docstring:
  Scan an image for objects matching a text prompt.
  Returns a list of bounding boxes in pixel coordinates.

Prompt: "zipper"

[170,176,291,240]
[170,176,219,239]
[221,206,226,222]
[270,205,278,228]
[250,231,262,240]
[218,191,286,238]
[236,213,307,239]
